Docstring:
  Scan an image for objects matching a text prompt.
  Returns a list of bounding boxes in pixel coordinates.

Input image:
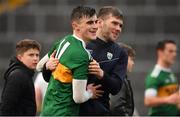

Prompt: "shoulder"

[52,35,72,48]
[60,38,90,68]
[10,68,27,78]
[145,67,161,86]
[6,68,27,85]
[150,66,162,78]
[69,47,89,62]
[114,43,127,55]
[67,38,90,60]
[113,43,128,62]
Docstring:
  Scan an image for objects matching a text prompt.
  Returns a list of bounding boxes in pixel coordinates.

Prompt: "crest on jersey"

[107,52,113,60]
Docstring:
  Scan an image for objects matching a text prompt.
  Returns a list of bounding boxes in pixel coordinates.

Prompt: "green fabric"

[41,35,90,116]
[145,66,179,116]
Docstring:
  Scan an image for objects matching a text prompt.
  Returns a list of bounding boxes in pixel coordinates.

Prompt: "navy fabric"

[79,38,128,116]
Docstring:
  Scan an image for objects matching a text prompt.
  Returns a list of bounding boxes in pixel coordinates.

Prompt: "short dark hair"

[156,40,176,52]
[119,43,136,58]
[16,39,41,55]
[97,6,123,20]
[71,6,96,22]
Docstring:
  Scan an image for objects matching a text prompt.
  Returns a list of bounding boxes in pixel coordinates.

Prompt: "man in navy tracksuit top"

[40,6,128,116]
[78,6,128,115]
[79,38,127,115]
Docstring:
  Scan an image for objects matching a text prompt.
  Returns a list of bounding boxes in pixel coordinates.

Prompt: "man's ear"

[97,19,103,28]
[72,21,79,31]
[17,54,22,61]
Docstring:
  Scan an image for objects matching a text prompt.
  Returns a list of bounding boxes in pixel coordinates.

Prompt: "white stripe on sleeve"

[36,54,49,72]
[145,88,157,97]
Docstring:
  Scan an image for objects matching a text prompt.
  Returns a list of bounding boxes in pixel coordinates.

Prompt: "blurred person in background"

[0,39,41,116]
[144,40,180,116]
[34,72,48,115]
[110,43,135,116]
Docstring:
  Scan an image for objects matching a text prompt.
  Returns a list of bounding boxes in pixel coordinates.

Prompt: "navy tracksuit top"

[79,38,128,116]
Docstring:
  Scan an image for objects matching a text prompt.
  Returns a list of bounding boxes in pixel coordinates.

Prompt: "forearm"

[72,79,92,103]
[102,57,127,95]
[102,72,122,95]
[36,54,49,71]
[104,50,127,95]
[35,87,42,113]
[42,63,51,82]
[144,97,169,107]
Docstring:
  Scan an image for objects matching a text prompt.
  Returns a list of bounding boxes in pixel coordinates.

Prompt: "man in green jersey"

[39,6,103,116]
[144,40,179,116]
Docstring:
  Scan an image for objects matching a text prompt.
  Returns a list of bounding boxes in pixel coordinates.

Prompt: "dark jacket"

[0,57,36,116]
[79,38,128,116]
[110,76,134,116]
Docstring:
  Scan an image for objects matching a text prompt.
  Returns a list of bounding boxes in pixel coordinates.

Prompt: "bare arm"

[144,88,178,107]
[35,86,42,113]
[145,97,169,107]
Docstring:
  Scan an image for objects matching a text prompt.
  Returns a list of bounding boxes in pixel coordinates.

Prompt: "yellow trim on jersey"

[52,63,72,83]
[158,84,178,97]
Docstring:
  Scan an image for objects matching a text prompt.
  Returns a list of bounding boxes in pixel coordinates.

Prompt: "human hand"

[166,93,179,105]
[46,50,59,71]
[88,59,104,79]
[87,83,104,99]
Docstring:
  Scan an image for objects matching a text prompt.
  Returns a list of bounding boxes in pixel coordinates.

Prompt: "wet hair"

[71,6,96,22]
[119,43,136,58]
[16,39,41,55]
[156,40,176,52]
[97,6,123,20]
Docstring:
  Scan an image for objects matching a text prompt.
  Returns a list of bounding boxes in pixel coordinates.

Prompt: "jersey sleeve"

[145,75,159,89]
[145,74,159,97]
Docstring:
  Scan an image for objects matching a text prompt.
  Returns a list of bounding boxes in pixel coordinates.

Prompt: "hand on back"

[46,50,59,71]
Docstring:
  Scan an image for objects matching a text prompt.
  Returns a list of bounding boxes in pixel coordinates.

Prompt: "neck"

[73,31,88,43]
[157,59,171,69]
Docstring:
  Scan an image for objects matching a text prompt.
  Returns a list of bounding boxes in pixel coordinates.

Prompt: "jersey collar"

[72,34,86,48]
[72,34,92,60]
[155,64,171,72]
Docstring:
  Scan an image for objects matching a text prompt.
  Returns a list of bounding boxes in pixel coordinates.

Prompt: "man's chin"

[90,36,97,40]
[30,66,36,70]
[109,38,118,42]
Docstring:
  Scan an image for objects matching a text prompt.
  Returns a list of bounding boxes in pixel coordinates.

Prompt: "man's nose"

[116,25,121,32]
[34,55,39,61]
[93,23,98,29]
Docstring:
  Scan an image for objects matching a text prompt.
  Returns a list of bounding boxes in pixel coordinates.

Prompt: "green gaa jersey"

[41,35,91,116]
[145,65,179,116]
